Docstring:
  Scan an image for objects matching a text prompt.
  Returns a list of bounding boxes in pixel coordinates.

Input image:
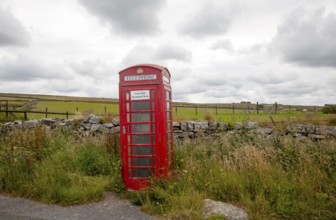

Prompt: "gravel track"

[0,193,156,220]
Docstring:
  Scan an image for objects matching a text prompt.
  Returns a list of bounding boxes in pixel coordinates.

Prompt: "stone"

[188,132,195,138]
[314,126,323,135]
[194,121,209,130]
[235,122,243,130]
[187,122,194,131]
[208,121,217,131]
[81,123,92,130]
[89,115,100,124]
[309,134,324,141]
[23,120,39,129]
[113,126,120,133]
[90,124,102,132]
[255,128,273,135]
[203,199,248,220]
[41,118,57,127]
[305,124,316,134]
[172,121,181,128]
[112,118,120,126]
[218,122,229,131]
[103,123,114,128]
[98,125,109,133]
[13,120,22,125]
[247,122,258,129]
[180,122,187,131]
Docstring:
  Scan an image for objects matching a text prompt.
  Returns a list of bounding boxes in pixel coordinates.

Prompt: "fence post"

[232,104,235,115]
[24,112,27,121]
[275,102,278,114]
[195,106,198,115]
[216,106,218,115]
[257,102,259,114]
[6,100,8,118]
[45,107,48,118]
[66,111,69,119]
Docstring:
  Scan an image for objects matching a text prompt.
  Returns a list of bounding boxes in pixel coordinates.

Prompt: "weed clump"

[0,127,123,205]
[131,133,336,219]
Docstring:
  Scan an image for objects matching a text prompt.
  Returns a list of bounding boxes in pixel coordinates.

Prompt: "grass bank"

[1,127,336,219]
[0,127,123,205]
[132,132,336,219]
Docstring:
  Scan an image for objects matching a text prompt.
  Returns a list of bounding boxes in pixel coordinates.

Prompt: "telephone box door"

[120,86,159,189]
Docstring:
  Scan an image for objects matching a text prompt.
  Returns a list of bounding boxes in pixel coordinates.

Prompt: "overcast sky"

[0,0,336,105]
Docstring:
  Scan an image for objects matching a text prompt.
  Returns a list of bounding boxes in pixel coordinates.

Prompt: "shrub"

[0,127,122,205]
[130,134,336,219]
[76,146,112,176]
[322,106,336,114]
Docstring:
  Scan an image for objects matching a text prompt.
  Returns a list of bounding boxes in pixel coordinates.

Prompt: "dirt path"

[0,193,157,220]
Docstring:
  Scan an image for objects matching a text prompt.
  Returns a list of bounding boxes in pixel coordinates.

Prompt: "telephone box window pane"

[126,92,129,100]
[132,157,152,166]
[126,103,130,112]
[133,168,152,178]
[133,146,152,155]
[131,101,150,111]
[152,112,155,121]
[132,124,150,133]
[167,122,171,131]
[166,112,170,120]
[152,124,155,132]
[152,101,155,110]
[128,135,131,144]
[132,113,150,122]
[166,101,170,110]
[166,91,170,100]
[151,135,156,144]
[127,113,130,122]
[132,134,151,144]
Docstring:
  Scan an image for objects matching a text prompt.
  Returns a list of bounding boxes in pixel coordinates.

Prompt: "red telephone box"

[119,64,173,190]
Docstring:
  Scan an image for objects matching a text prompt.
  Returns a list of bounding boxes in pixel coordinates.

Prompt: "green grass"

[26,101,119,120]
[1,121,336,219]
[0,127,123,206]
[131,133,336,219]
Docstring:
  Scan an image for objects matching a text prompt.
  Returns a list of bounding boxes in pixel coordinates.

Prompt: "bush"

[76,146,112,176]
[131,134,336,219]
[0,127,122,205]
[322,106,336,114]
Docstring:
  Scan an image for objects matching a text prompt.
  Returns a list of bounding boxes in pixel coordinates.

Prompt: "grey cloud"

[0,56,73,82]
[79,0,165,35]
[179,1,237,38]
[155,43,192,62]
[271,7,336,67]
[122,43,192,67]
[0,7,31,46]
[248,72,299,85]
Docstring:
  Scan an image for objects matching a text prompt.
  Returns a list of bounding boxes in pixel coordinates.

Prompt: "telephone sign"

[119,64,173,190]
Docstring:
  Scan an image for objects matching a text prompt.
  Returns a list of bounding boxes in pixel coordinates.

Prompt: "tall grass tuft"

[0,127,123,205]
[131,133,336,219]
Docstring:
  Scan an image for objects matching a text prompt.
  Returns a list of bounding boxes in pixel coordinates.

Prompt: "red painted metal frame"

[119,64,173,190]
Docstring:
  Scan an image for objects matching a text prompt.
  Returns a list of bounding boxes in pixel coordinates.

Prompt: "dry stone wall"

[1,115,336,140]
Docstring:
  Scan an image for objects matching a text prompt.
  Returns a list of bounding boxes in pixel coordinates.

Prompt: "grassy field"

[1,128,335,219]
[1,93,335,126]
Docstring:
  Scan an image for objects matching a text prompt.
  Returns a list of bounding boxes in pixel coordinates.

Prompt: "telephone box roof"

[119,64,171,77]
